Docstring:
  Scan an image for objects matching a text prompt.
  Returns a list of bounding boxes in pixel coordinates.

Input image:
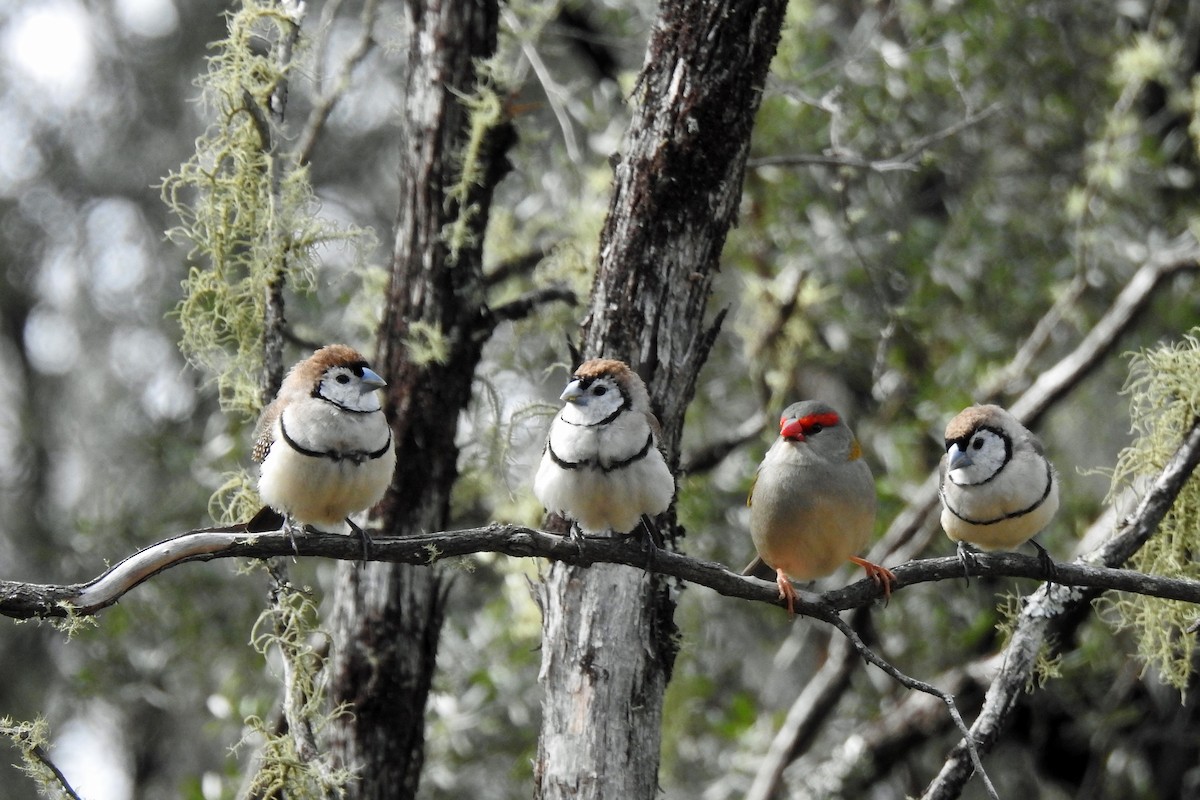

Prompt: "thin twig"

[31,743,83,800]
[747,104,1000,173]
[814,607,999,800]
[295,0,381,165]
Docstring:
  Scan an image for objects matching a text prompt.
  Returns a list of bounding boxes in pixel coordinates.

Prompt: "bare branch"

[1006,236,1200,424]
[747,104,1000,174]
[680,414,766,475]
[295,0,381,166]
[816,609,1000,800]
[6,511,1200,623]
[485,285,577,327]
[483,246,555,288]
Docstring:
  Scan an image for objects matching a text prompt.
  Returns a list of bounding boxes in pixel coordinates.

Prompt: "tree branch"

[484,285,577,328]
[6,512,1200,623]
[747,104,1001,174]
[1006,236,1200,424]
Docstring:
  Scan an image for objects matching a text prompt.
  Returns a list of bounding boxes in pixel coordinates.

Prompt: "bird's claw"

[956,540,978,585]
[1030,539,1057,583]
[774,570,798,617]
[347,517,373,563]
[850,555,896,604]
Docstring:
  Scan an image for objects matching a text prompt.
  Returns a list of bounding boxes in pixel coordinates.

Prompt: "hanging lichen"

[239,575,355,797]
[161,0,373,526]
[161,0,368,421]
[1108,329,1200,690]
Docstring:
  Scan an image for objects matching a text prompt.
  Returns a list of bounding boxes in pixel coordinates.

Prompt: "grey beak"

[360,367,387,391]
[948,444,973,471]
[560,380,584,404]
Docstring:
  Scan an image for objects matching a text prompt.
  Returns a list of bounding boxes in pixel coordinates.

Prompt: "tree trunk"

[325,1,511,797]
[534,1,788,798]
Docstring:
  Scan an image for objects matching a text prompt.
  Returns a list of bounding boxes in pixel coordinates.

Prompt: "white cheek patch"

[949,431,1009,485]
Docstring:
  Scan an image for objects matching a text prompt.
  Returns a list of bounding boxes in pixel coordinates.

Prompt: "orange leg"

[775,569,798,616]
[849,556,897,602]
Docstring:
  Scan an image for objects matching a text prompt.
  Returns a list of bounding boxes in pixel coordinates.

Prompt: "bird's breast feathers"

[257,401,395,528]
[546,410,652,471]
[940,450,1058,548]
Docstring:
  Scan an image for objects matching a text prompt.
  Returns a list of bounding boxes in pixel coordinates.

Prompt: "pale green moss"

[1,716,74,799]
[240,580,354,797]
[1109,330,1200,690]
[162,1,370,421]
[162,1,372,525]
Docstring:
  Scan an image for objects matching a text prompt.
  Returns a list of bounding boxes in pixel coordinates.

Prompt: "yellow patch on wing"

[849,437,863,461]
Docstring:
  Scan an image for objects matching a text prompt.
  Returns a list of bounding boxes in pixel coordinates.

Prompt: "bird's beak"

[560,379,585,404]
[947,444,972,471]
[360,368,387,392]
[780,417,804,440]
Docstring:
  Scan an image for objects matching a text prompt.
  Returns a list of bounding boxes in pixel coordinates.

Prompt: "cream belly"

[940,483,1059,551]
[533,453,673,534]
[259,441,395,530]
[750,494,874,580]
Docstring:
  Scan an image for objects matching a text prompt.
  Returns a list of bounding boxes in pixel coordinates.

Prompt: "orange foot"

[775,569,798,616]
[849,556,897,602]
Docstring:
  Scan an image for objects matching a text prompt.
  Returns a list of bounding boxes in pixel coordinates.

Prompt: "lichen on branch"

[161,0,370,421]
[1110,328,1200,689]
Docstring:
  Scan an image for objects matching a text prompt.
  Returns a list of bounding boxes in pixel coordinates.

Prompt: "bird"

[744,400,894,614]
[533,358,675,540]
[938,403,1060,578]
[252,344,396,558]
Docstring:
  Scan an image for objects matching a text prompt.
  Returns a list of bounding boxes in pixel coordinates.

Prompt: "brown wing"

[251,401,281,464]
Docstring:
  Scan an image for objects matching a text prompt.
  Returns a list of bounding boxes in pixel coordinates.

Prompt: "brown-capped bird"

[253,345,395,555]
[939,403,1060,576]
[533,358,675,537]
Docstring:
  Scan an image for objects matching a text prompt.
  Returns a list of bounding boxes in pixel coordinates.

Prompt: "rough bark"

[533,1,789,798]
[324,0,511,797]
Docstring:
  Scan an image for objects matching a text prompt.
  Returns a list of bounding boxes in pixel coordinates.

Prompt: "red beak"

[780,418,804,440]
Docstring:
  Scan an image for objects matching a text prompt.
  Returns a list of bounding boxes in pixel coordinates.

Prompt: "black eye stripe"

[946,426,1011,452]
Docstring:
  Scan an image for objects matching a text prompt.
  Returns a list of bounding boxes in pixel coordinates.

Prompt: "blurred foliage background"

[0,0,1198,798]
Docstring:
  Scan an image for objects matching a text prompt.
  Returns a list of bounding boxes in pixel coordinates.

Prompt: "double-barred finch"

[533,358,675,538]
[253,345,396,556]
[744,400,895,614]
[938,404,1060,577]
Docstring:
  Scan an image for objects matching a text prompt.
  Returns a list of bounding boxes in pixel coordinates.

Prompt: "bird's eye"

[593,386,607,396]
[336,374,351,384]
[972,438,984,450]
[807,423,823,434]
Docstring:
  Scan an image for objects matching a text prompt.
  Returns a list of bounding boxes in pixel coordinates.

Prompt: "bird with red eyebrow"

[252,344,396,557]
[743,400,895,614]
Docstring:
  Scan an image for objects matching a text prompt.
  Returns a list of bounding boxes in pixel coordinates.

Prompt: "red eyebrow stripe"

[799,412,840,429]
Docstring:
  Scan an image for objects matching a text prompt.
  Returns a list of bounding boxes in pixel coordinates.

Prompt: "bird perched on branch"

[253,344,396,557]
[938,403,1060,577]
[533,358,675,539]
[744,400,894,614]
